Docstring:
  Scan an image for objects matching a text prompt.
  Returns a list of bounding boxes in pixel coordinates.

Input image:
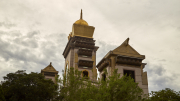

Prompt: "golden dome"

[74,19,88,26]
[74,9,89,26]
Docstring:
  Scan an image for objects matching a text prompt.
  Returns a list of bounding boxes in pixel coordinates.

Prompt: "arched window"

[82,70,88,77]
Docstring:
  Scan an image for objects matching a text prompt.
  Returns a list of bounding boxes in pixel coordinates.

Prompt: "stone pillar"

[110,56,116,76]
[92,52,97,81]
[74,52,78,70]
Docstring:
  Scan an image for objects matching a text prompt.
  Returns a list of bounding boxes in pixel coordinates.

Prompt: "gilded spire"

[80,9,82,19]
[74,9,88,26]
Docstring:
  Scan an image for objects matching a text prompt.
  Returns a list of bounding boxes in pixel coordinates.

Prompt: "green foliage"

[2,70,58,101]
[0,84,6,101]
[145,88,180,101]
[57,67,144,101]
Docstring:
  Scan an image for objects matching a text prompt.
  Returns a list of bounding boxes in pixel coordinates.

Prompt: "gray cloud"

[144,62,180,92]
[27,31,40,38]
[0,21,16,29]
[158,59,166,62]
[146,63,166,76]
[96,40,117,63]
[0,24,67,80]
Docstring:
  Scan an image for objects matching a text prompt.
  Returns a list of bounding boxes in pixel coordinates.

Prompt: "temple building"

[41,62,59,83]
[61,9,149,95]
[62,9,99,81]
[96,38,148,95]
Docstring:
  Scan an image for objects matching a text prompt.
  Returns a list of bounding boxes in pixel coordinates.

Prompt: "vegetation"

[0,84,6,101]
[1,69,180,101]
[145,88,180,101]
[1,70,58,101]
[56,67,144,101]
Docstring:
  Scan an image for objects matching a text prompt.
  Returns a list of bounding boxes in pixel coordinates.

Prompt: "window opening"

[82,55,88,57]
[44,72,55,76]
[45,78,51,80]
[102,73,106,81]
[123,70,135,82]
[82,70,88,77]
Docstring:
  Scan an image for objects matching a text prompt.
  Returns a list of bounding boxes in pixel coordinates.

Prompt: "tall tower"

[62,10,99,81]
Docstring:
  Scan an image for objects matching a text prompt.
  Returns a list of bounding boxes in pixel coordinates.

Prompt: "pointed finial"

[50,62,52,66]
[80,9,82,19]
[124,38,129,46]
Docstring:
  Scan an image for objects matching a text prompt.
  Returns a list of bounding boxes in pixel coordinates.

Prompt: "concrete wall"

[65,47,97,80]
[65,48,75,69]
[65,49,71,69]
[115,65,148,95]
[45,76,55,83]
[73,48,78,69]
[99,66,110,79]
[99,64,148,95]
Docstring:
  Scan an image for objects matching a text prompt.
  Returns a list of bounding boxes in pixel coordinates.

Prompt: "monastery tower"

[62,10,99,81]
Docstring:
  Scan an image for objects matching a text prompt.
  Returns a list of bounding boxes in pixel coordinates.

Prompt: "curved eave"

[96,51,111,67]
[62,37,73,57]
[97,59,110,72]
[96,51,145,68]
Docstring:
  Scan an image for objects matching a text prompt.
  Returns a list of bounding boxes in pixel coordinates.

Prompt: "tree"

[146,88,180,101]
[0,84,6,101]
[2,70,58,101]
[56,67,85,101]
[58,68,144,101]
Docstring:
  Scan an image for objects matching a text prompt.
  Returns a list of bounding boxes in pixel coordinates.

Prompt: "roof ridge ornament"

[124,38,129,46]
[50,62,52,66]
[80,9,82,19]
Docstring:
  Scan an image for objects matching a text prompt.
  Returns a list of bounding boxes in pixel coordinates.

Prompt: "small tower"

[97,38,148,95]
[41,62,59,83]
[63,10,99,81]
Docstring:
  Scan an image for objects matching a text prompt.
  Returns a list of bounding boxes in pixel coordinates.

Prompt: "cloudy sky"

[0,0,180,93]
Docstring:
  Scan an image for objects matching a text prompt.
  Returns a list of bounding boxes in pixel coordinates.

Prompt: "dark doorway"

[83,70,88,77]
[123,70,135,82]
[102,73,106,81]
